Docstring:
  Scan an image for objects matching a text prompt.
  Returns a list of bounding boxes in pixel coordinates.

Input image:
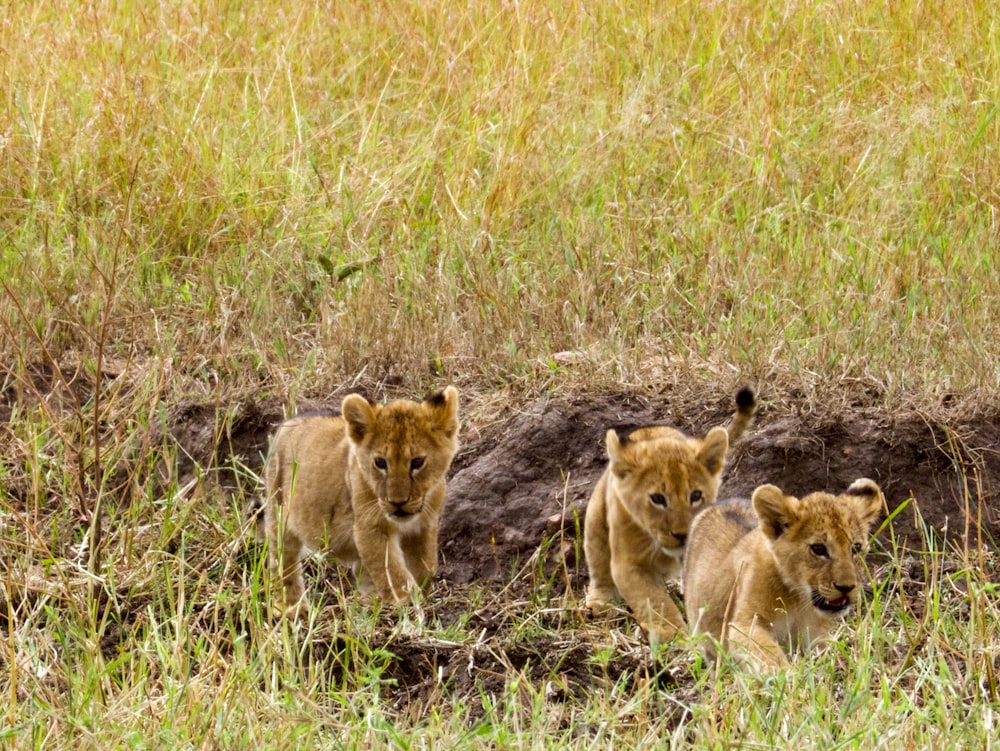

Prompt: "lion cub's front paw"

[640,621,682,648]
[279,599,310,620]
[583,587,616,614]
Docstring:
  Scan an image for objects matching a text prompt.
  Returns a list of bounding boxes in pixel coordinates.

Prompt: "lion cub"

[260,387,460,614]
[583,386,756,645]
[683,479,883,670]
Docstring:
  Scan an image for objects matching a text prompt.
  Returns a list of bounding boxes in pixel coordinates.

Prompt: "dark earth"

[170,387,1000,578]
[158,386,1000,718]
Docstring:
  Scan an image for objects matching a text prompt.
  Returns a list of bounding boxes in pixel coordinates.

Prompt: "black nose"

[834,583,854,594]
[674,534,687,546]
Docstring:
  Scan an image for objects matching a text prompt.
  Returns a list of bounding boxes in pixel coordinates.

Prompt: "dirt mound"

[439,394,999,583]
[165,391,1000,587]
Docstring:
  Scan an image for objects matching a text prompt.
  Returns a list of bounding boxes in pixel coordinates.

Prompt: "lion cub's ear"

[752,484,800,541]
[844,477,884,528]
[605,429,633,479]
[697,426,730,476]
[342,393,376,444]
[425,386,460,439]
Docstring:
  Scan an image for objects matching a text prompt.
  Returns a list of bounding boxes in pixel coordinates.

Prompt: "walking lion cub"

[260,387,460,614]
[583,386,756,645]
[683,479,883,670]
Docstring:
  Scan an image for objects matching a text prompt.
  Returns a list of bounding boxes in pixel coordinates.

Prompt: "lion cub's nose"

[834,582,855,595]
[673,533,687,546]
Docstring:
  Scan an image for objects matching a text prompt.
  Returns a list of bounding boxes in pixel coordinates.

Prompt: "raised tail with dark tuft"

[727,385,757,444]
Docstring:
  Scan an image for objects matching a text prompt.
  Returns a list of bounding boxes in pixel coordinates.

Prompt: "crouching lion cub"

[583,386,756,645]
[683,479,883,670]
[259,387,460,614]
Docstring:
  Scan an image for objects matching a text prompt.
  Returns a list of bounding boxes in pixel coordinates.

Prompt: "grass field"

[2,1,999,748]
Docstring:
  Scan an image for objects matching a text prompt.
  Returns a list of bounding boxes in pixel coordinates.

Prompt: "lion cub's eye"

[810,543,829,558]
[410,457,426,472]
[649,493,668,507]
[851,542,863,555]
[689,489,703,505]
[373,457,388,471]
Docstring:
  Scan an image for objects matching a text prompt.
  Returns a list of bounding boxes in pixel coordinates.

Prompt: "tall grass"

[2,1,1000,748]
[2,482,997,748]
[2,0,998,402]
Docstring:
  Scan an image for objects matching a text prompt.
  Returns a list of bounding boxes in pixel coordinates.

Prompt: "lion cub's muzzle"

[384,497,425,520]
[658,532,687,557]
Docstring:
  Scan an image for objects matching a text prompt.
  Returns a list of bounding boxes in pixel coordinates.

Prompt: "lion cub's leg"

[263,459,308,615]
[611,555,685,644]
[264,510,307,614]
[401,522,439,590]
[583,475,618,611]
[354,523,419,604]
[724,618,789,671]
[278,543,306,614]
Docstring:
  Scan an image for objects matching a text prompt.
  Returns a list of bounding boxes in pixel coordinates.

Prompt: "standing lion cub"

[583,386,756,645]
[260,387,459,614]
[683,479,883,670]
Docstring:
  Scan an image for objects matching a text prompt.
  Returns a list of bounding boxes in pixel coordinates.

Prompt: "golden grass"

[2,1,1000,747]
[2,0,998,405]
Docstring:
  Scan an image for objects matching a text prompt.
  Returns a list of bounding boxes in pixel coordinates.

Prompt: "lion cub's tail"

[726,385,757,445]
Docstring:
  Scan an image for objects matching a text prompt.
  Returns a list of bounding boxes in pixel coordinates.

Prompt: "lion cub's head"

[342,387,460,521]
[752,478,883,616]
[605,424,730,557]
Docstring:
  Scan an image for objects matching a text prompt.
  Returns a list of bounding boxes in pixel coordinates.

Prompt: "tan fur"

[583,386,756,644]
[683,478,883,670]
[261,387,459,614]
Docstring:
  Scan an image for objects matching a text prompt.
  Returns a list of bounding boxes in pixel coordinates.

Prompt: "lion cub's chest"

[768,611,830,655]
[608,499,682,578]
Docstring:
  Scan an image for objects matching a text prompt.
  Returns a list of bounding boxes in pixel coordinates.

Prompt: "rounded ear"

[605,428,622,457]
[752,484,797,540]
[698,426,730,476]
[845,477,884,527]
[425,386,460,439]
[342,393,375,444]
[605,429,630,478]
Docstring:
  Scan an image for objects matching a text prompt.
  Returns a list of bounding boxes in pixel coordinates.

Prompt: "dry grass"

[2,0,1000,747]
[3,0,998,404]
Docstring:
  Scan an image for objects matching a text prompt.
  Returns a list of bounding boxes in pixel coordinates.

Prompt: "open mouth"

[812,591,851,613]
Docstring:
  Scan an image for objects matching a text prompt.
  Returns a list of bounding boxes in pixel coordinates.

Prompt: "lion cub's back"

[269,412,349,467]
[683,498,759,636]
[266,412,352,509]
[686,498,757,557]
